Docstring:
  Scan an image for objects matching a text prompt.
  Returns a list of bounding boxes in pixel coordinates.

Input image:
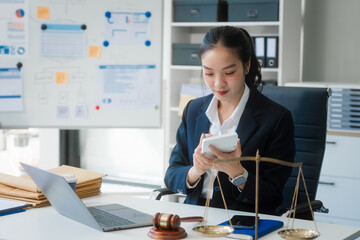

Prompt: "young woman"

[164,26,295,214]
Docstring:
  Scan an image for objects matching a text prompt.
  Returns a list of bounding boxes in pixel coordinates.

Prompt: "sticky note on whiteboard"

[57,106,69,119]
[37,6,50,19]
[56,72,68,84]
[75,105,88,119]
[88,45,101,58]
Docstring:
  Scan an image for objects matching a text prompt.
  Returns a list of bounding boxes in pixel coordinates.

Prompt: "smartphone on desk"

[227,215,258,229]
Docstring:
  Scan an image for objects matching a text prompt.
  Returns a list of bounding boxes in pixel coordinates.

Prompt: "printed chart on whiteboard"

[0,0,29,58]
[0,66,23,112]
[96,64,160,110]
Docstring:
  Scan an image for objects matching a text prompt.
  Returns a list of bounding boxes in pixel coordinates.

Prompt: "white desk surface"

[1,192,359,240]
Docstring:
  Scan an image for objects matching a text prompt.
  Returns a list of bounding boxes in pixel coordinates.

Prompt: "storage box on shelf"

[172,44,202,66]
[228,0,279,22]
[174,0,228,22]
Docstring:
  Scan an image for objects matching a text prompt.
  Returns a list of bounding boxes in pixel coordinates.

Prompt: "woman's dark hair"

[199,26,262,89]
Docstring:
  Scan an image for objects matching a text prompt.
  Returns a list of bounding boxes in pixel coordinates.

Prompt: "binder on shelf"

[265,37,278,68]
[254,37,265,67]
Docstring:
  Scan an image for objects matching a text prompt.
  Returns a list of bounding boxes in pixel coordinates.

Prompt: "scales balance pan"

[192,150,321,240]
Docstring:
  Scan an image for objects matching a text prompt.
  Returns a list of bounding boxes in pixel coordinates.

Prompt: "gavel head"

[153,212,181,231]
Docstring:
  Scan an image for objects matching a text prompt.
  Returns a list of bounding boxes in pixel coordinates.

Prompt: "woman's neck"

[217,85,245,125]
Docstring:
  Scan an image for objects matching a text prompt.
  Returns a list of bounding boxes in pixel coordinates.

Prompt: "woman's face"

[201,46,250,106]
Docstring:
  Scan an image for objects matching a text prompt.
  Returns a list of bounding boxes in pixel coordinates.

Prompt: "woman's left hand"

[209,138,245,178]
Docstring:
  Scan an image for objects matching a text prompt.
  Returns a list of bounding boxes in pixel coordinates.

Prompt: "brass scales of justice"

[192,150,320,240]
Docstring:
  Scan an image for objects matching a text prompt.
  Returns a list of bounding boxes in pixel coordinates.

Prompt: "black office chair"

[152,86,330,220]
[262,86,330,219]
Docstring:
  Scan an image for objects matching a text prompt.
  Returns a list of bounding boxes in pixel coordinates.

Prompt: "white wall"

[302,0,360,83]
[79,128,164,186]
[0,128,58,175]
[38,129,59,170]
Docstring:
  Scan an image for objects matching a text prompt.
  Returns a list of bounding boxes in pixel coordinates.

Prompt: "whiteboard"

[0,0,162,128]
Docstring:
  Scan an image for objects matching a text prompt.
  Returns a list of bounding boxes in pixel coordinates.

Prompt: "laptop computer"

[21,163,153,232]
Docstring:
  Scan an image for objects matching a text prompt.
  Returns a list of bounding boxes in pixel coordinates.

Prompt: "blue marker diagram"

[104,11,151,47]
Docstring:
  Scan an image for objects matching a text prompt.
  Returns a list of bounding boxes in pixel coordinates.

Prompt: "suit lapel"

[194,98,211,145]
[236,88,262,148]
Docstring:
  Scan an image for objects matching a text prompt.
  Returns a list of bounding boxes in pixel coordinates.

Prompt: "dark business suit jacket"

[164,87,295,214]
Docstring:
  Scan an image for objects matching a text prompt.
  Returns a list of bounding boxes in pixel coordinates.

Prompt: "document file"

[0,199,30,216]
[254,37,265,67]
[265,37,278,68]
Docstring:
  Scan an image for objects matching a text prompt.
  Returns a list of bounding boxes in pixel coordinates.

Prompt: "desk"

[1,193,359,240]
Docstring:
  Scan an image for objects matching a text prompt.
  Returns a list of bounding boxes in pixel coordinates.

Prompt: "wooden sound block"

[148,227,187,239]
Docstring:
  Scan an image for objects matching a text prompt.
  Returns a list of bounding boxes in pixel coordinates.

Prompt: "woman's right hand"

[187,134,214,185]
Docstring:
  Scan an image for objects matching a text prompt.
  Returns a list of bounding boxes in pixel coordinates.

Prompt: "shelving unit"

[162,1,360,227]
[162,0,303,172]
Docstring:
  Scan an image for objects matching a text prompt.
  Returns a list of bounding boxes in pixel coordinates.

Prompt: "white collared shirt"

[197,84,250,198]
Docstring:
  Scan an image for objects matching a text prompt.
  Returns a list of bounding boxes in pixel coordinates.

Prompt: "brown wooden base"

[148,227,187,239]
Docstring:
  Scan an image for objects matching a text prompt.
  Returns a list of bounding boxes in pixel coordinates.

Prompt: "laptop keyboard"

[88,207,136,228]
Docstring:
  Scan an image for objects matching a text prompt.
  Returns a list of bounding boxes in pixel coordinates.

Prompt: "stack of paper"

[0,165,107,207]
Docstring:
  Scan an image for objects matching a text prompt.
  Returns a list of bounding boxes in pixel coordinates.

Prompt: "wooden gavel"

[153,212,203,231]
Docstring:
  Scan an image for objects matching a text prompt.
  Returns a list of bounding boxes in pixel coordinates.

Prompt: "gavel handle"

[180,216,203,222]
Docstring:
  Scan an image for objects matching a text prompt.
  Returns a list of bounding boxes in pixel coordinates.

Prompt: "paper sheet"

[40,23,86,56]
[0,66,23,112]
[0,199,29,214]
[96,64,160,110]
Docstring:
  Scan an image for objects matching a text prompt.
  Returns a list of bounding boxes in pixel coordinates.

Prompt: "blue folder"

[0,199,30,217]
[218,219,284,238]
[0,208,25,217]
